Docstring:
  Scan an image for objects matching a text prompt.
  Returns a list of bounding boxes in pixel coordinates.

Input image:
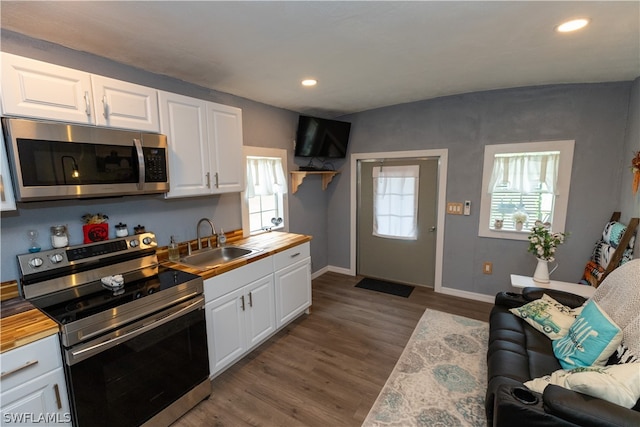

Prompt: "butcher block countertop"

[0,231,311,353]
[159,231,312,280]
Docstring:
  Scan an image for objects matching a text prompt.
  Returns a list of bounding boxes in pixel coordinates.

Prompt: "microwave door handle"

[133,139,145,190]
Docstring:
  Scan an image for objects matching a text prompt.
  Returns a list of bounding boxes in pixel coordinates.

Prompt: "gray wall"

[620,77,640,256]
[0,31,327,282]
[331,83,633,296]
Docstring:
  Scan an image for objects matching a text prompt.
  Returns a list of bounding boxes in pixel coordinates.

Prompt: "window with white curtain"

[372,165,420,240]
[479,140,575,241]
[241,147,288,236]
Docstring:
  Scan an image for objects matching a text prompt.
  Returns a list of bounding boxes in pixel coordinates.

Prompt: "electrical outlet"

[483,262,493,274]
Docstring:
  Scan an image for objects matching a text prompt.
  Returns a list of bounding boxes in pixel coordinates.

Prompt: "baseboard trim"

[438,286,495,304]
[328,265,353,276]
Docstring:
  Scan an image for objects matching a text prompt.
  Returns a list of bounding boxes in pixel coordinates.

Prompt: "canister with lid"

[50,225,69,248]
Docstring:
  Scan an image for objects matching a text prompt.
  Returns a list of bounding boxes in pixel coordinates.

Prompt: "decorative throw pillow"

[608,344,639,365]
[525,363,640,408]
[510,294,583,340]
[553,300,622,369]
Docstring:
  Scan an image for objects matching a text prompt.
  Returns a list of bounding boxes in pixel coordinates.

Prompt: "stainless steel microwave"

[2,118,169,201]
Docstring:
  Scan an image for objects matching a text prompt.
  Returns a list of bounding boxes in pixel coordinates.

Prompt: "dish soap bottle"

[168,236,180,262]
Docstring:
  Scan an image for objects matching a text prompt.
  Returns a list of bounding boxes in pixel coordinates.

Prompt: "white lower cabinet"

[273,245,312,328]
[204,242,311,377]
[0,334,71,426]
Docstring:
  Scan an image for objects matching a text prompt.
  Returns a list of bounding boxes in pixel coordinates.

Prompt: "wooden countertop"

[160,231,312,280]
[0,231,311,353]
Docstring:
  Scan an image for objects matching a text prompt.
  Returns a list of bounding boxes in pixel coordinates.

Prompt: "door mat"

[355,277,415,298]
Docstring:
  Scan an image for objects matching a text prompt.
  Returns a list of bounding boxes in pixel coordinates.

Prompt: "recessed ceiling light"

[556,18,590,33]
[301,79,317,87]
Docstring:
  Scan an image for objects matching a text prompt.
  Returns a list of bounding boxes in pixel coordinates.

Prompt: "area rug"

[362,309,489,427]
[355,277,415,297]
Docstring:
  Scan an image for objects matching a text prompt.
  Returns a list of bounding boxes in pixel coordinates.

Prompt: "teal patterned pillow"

[553,300,622,369]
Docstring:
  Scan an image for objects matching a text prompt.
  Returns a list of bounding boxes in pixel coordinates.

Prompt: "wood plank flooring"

[173,272,494,427]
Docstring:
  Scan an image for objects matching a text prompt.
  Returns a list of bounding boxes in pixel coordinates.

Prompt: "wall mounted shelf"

[290,171,339,194]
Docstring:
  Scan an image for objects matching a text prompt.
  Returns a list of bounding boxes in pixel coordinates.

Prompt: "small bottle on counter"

[168,236,180,262]
[115,223,129,237]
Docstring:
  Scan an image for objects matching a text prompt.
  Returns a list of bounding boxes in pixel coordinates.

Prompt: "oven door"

[64,297,209,427]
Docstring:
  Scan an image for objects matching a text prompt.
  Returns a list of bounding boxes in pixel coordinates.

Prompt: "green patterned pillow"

[510,294,583,340]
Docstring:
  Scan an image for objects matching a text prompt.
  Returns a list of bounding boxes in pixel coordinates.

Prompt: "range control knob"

[129,239,139,247]
[50,253,64,264]
[28,257,44,268]
[142,237,152,245]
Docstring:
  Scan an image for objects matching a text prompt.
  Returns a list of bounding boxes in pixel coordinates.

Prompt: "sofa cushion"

[553,300,622,369]
[525,363,640,408]
[509,294,583,340]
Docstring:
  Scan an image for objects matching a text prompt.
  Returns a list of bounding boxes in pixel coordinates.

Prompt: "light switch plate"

[446,202,463,215]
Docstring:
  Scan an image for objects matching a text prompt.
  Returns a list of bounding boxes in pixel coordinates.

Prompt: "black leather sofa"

[486,287,640,427]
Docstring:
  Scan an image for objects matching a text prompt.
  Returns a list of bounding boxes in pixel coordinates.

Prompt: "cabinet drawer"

[273,243,310,271]
[0,334,62,391]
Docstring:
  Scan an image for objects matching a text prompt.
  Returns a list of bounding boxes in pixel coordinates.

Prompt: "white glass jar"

[50,225,69,248]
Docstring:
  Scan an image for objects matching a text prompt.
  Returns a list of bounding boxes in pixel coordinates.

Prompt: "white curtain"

[372,165,419,240]
[246,157,287,198]
[488,152,560,194]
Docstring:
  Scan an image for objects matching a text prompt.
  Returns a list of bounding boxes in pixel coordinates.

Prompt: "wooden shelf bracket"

[290,171,339,194]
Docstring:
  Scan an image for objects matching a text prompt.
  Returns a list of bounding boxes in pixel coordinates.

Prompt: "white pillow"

[525,363,640,408]
[510,294,583,340]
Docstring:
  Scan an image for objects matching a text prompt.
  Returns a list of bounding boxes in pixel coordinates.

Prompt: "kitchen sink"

[178,246,261,270]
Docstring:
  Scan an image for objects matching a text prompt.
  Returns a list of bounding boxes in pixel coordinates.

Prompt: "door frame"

[350,149,448,293]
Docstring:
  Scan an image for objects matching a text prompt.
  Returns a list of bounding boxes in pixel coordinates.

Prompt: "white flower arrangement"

[527,221,567,262]
[512,211,528,224]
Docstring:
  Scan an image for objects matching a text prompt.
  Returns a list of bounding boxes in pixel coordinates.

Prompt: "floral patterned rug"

[362,309,489,427]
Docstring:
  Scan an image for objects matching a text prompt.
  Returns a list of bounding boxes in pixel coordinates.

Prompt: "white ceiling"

[1,1,639,117]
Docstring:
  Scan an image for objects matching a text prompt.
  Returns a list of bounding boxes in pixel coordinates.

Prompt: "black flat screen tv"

[294,115,351,158]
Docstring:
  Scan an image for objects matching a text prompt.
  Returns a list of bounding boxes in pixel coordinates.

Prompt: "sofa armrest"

[543,385,640,427]
[522,287,587,308]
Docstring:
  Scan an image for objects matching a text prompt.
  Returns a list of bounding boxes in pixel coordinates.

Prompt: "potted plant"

[82,213,109,243]
[512,211,528,231]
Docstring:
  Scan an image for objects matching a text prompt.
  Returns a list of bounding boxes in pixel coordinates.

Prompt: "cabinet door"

[274,257,312,328]
[159,91,212,198]
[0,131,16,211]
[1,52,93,124]
[206,102,244,193]
[1,369,71,426]
[244,275,276,350]
[91,75,159,132]
[205,288,246,376]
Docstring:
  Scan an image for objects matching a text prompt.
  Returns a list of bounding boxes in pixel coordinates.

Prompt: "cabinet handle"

[53,384,62,410]
[240,295,245,311]
[248,292,253,307]
[215,172,219,188]
[205,172,211,189]
[0,359,38,379]
[84,91,92,116]
[102,95,109,118]
[290,252,301,258]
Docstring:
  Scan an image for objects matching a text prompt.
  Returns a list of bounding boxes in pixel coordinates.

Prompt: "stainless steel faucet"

[194,218,216,253]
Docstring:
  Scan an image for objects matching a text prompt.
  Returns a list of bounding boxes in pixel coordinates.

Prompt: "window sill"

[479,228,529,241]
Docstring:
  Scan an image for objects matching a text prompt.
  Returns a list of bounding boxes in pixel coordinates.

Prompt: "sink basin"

[178,246,260,270]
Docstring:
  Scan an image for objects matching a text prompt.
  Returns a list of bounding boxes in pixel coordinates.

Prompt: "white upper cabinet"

[1,52,160,132]
[1,52,94,124]
[91,75,159,132]
[161,91,245,198]
[159,91,211,198]
[0,131,16,211]
[206,103,244,193]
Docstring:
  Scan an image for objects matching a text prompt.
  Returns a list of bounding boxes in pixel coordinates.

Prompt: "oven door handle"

[68,297,203,365]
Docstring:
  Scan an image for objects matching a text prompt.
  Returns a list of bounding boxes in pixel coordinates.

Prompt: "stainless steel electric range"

[17,232,210,427]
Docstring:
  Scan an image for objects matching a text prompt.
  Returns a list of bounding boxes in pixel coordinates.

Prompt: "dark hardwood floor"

[173,272,493,427]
